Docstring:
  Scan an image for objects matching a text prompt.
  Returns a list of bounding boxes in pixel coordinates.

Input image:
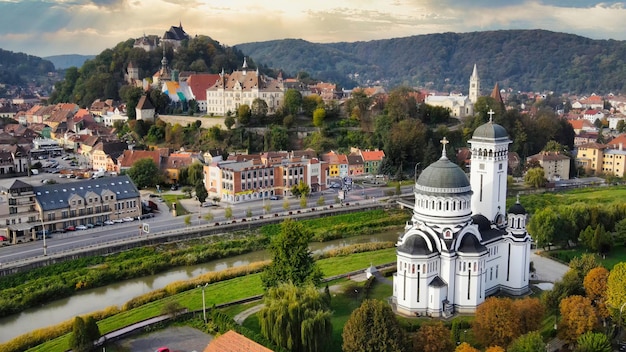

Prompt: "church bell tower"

[469,64,480,104]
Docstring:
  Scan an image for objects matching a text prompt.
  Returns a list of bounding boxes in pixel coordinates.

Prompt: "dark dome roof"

[398,235,435,255]
[472,121,509,140]
[472,214,491,231]
[417,157,470,190]
[458,234,487,253]
[508,202,527,215]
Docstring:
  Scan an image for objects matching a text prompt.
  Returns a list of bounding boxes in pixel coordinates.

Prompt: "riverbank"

[8,247,397,352]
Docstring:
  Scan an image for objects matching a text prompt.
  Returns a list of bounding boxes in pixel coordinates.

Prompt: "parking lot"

[114,326,212,352]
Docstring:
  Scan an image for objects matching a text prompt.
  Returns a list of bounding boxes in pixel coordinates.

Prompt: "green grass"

[547,243,626,269]
[26,248,396,352]
[515,186,626,214]
[161,194,191,216]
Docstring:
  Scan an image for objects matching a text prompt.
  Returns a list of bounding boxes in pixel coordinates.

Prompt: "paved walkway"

[530,249,569,283]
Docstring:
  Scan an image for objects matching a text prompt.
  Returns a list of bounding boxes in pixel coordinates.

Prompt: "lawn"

[515,186,626,214]
[546,243,626,270]
[161,194,191,216]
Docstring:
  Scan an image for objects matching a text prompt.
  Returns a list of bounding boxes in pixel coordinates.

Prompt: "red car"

[155,348,170,352]
[65,225,76,231]
[0,235,8,241]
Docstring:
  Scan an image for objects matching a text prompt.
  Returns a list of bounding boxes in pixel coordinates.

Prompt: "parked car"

[138,213,155,220]
[122,217,134,222]
[75,225,87,230]
[0,235,8,241]
[64,225,76,232]
[270,195,280,200]
[85,223,94,228]
[104,220,115,225]
[94,221,104,227]
[113,218,124,223]
[155,348,170,352]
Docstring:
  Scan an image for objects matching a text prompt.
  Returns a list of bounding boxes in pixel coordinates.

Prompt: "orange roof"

[118,150,162,168]
[607,134,626,149]
[568,119,592,130]
[203,330,273,352]
[360,149,385,161]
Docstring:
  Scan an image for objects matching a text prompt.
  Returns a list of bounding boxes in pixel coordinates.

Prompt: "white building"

[102,108,129,127]
[392,118,531,318]
[423,64,477,119]
[205,58,284,116]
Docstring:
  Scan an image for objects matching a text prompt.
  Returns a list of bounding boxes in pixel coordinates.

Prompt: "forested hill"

[0,49,55,85]
[235,29,626,94]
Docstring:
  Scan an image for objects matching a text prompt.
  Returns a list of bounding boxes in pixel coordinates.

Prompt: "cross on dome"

[487,109,495,123]
[440,137,449,159]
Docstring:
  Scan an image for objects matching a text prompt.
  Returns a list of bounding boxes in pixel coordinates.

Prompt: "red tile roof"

[187,74,220,101]
[203,330,273,352]
[360,149,385,161]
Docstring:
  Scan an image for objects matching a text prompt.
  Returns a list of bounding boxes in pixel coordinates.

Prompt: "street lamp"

[198,283,209,323]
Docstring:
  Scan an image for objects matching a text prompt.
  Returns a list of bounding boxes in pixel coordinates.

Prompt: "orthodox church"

[392,116,531,317]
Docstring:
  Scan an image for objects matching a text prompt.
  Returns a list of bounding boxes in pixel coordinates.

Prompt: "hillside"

[235,29,626,94]
[0,49,55,86]
[44,54,94,70]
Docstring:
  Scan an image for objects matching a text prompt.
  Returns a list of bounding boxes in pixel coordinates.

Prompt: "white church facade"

[423,64,480,119]
[391,117,531,318]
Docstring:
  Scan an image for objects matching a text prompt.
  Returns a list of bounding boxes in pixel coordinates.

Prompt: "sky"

[1,0,626,58]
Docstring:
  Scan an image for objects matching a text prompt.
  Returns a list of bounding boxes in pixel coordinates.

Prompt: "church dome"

[457,234,487,253]
[508,202,526,215]
[398,235,435,255]
[472,120,509,141]
[471,214,491,231]
[417,157,470,190]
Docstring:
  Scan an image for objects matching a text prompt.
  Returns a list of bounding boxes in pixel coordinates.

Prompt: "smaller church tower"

[503,195,532,295]
[469,64,480,104]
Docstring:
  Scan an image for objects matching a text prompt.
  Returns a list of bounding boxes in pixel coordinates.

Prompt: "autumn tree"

[512,297,545,333]
[69,316,98,352]
[507,331,545,352]
[606,262,626,323]
[312,107,326,127]
[259,283,332,352]
[261,219,323,289]
[583,266,610,318]
[291,181,311,198]
[224,206,233,220]
[473,297,520,347]
[484,347,505,352]
[575,331,612,352]
[342,299,406,352]
[558,295,599,343]
[454,342,479,352]
[412,321,454,352]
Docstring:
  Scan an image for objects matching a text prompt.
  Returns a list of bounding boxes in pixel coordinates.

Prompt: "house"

[0,180,39,243]
[161,22,189,49]
[576,142,606,175]
[163,153,196,184]
[91,140,128,172]
[206,58,284,116]
[352,148,385,175]
[321,151,348,178]
[582,109,604,124]
[347,153,364,176]
[136,95,156,122]
[203,330,273,352]
[568,119,595,134]
[527,151,571,181]
[117,149,166,173]
[187,74,220,112]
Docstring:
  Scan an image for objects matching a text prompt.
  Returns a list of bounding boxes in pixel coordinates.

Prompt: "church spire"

[469,63,480,104]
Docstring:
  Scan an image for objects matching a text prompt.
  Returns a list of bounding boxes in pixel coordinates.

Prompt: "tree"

[282,199,290,211]
[263,203,271,214]
[511,297,545,333]
[606,262,626,323]
[613,218,626,246]
[473,297,520,347]
[284,89,303,115]
[527,208,559,249]
[237,104,251,126]
[259,283,332,352]
[454,342,479,352]
[69,316,92,352]
[584,266,609,318]
[195,182,208,204]
[507,331,545,352]
[261,219,323,289]
[83,316,100,347]
[291,181,311,198]
[342,299,406,352]
[184,215,191,226]
[224,115,235,130]
[203,211,214,221]
[246,207,253,218]
[126,158,161,188]
[575,331,612,352]
[558,295,598,343]
[316,196,325,207]
[413,321,455,352]
[524,167,545,188]
[224,206,233,220]
[617,119,626,133]
[312,107,326,127]
[300,196,307,209]
[484,347,505,352]
[251,98,269,119]
[181,186,193,198]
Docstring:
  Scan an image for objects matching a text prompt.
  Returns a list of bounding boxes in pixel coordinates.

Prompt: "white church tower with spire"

[469,63,480,104]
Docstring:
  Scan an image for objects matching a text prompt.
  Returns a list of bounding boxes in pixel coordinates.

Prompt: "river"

[0,231,400,342]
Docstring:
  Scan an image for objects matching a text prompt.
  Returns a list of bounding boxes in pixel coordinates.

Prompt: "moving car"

[75,225,87,230]
[113,218,124,223]
[65,225,76,232]
[122,217,134,222]
[104,220,115,225]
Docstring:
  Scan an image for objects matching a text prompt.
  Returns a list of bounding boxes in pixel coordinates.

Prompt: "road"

[0,180,414,265]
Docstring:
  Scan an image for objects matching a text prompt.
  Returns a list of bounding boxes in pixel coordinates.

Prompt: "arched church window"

[412,264,415,274]
[488,150,493,158]
[446,201,449,211]
[490,268,493,280]
[474,262,477,272]
[463,262,466,271]
[452,201,456,211]
[417,264,420,272]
